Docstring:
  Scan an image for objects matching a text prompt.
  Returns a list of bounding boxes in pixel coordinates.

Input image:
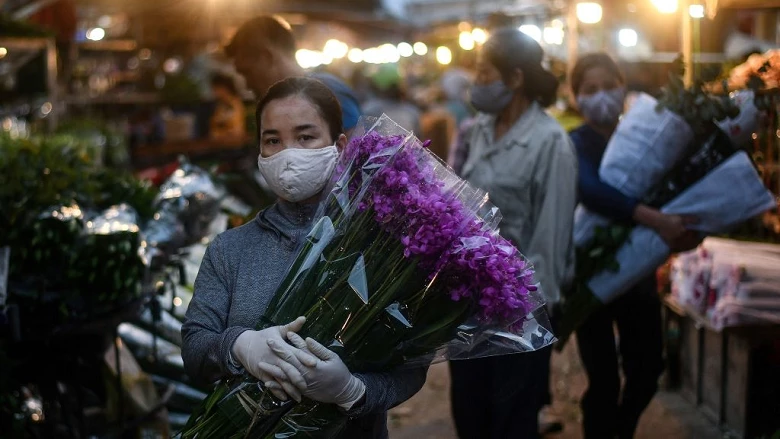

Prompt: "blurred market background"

[1,0,780,437]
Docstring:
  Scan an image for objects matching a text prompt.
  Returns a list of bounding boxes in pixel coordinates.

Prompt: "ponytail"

[526,66,559,108]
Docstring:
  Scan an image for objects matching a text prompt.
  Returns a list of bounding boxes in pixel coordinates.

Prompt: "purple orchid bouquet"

[180,116,553,438]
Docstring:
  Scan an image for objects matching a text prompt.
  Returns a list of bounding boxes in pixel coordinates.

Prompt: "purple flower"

[342,131,538,327]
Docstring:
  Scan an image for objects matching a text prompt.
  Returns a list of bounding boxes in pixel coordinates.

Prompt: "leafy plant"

[160,74,203,104]
[56,118,131,167]
[0,134,157,326]
[657,55,740,138]
[0,134,156,232]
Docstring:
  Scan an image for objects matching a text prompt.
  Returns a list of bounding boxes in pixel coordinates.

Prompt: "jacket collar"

[473,101,542,151]
[255,200,318,244]
[462,102,543,177]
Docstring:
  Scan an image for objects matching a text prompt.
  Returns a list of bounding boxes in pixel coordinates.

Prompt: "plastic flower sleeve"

[86,203,140,235]
[146,157,225,252]
[669,238,780,330]
[78,204,146,308]
[325,115,415,222]
[181,115,552,439]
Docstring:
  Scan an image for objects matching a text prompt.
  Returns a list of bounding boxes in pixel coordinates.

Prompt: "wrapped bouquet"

[671,237,780,329]
[558,73,777,345]
[180,116,553,438]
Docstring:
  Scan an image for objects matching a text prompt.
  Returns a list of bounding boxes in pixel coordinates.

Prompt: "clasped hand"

[259,332,366,410]
[231,316,308,402]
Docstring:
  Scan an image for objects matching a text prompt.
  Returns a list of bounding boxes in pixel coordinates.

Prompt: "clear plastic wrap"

[86,203,140,235]
[181,115,552,438]
[143,157,225,256]
[669,237,780,330]
[715,89,759,149]
[670,248,711,315]
[73,204,146,310]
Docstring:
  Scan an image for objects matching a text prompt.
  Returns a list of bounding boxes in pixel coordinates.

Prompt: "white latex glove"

[259,332,366,410]
[231,316,306,402]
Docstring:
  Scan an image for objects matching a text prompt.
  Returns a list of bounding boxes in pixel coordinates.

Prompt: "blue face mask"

[470,80,514,114]
[576,87,626,127]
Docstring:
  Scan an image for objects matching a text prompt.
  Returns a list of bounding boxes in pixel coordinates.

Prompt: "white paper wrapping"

[658,151,776,233]
[588,151,777,303]
[715,90,759,149]
[599,93,694,198]
[572,205,611,247]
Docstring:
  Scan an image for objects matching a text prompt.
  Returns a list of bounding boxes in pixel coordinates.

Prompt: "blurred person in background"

[448,28,577,439]
[350,66,376,104]
[437,68,476,165]
[225,15,361,134]
[362,64,422,133]
[416,87,457,161]
[440,68,474,128]
[569,53,699,439]
[209,73,246,140]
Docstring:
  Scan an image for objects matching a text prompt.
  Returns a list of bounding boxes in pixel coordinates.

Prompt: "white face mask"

[257,145,339,203]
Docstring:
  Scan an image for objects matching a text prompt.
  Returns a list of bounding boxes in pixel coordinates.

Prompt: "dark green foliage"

[657,55,741,138]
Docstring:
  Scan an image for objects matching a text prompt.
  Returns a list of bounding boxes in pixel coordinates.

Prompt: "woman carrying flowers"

[568,53,699,439]
[448,27,578,439]
[181,77,428,439]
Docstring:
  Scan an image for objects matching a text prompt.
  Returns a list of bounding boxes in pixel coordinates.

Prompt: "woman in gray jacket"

[449,28,578,439]
[181,77,427,438]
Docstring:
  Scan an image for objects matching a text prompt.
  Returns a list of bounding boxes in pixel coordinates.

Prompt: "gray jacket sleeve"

[346,366,429,416]
[525,132,578,304]
[181,236,251,384]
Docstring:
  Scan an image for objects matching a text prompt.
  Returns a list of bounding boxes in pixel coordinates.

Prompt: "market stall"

[1,3,422,435]
[659,53,780,439]
[663,238,780,439]
[0,130,231,435]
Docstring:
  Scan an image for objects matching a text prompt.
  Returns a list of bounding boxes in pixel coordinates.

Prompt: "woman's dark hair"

[483,27,559,107]
[570,52,624,96]
[256,77,343,141]
[211,73,238,95]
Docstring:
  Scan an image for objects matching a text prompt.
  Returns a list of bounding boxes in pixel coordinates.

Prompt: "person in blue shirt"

[569,53,700,439]
[225,15,361,133]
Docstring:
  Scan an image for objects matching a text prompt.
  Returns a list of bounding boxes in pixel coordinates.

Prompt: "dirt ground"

[388,338,725,439]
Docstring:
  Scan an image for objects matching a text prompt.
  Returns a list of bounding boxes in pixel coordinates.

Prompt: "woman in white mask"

[182,77,428,439]
[569,53,699,439]
[449,28,578,439]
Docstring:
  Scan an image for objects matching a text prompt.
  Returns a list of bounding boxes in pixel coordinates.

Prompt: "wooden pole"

[45,38,58,132]
[681,0,694,86]
[567,1,579,77]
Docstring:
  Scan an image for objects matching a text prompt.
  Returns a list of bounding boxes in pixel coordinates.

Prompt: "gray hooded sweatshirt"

[181,200,428,438]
